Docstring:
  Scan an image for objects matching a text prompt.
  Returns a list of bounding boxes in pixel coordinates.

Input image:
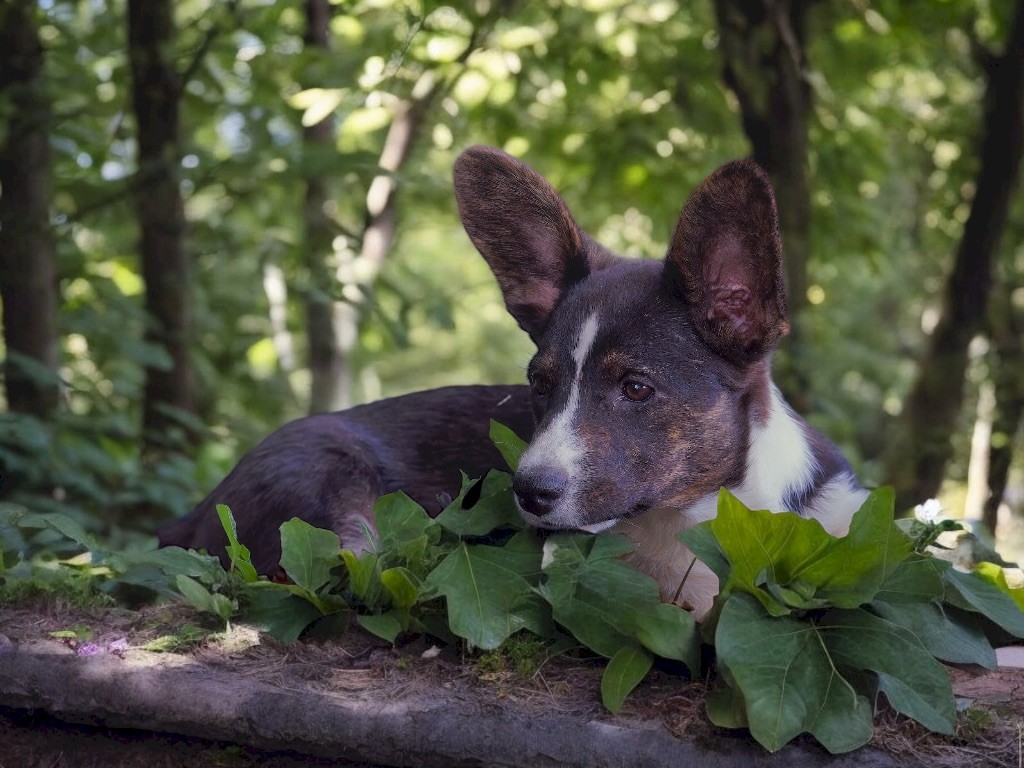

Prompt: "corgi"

[160,146,866,618]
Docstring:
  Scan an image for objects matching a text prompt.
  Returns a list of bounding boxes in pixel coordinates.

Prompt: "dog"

[159,146,867,618]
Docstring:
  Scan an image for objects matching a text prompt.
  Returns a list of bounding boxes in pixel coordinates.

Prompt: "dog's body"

[158,385,535,574]
[159,146,867,617]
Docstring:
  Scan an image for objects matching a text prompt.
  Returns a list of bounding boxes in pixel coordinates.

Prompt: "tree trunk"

[890,0,1024,511]
[302,0,349,413]
[715,0,813,411]
[126,0,196,450]
[982,284,1024,536]
[0,1,60,418]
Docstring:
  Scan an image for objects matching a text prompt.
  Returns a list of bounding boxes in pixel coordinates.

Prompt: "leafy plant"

[680,488,1024,754]
[176,421,699,711]
[5,424,1023,755]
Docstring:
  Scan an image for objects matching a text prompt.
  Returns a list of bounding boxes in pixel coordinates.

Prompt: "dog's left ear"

[664,159,790,364]
[453,145,603,342]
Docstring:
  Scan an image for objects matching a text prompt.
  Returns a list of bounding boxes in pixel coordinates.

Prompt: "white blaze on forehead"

[572,311,600,373]
[518,311,600,481]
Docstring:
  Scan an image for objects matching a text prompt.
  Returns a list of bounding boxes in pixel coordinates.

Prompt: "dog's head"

[453,146,789,532]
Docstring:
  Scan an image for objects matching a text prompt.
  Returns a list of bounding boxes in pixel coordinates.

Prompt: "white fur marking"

[733,384,817,512]
[518,312,599,478]
[517,311,599,527]
[579,519,618,534]
[804,473,868,536]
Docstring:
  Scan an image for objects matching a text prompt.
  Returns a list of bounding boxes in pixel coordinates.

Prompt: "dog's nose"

[513,469,567,518]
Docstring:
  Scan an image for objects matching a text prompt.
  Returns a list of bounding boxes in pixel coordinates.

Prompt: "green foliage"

[680,488,1024,754]
[0,425,697,714]
[687,487,912,616]
[539,533,698,667]
[216,504,259,583]
[423,533,550,649]
[488,419,528,472]
[5,467,1024,754]
[8,0,1020,531]
[140,625,212,653]
[175,574,235,624]
[601,645,654,715]
[475,632,550,678]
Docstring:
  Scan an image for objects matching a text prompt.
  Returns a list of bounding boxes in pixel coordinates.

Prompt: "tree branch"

[178,0,241,89]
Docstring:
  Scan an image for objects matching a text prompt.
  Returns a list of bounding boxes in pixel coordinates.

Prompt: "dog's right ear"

[454,145,594,341]
[664,159,790,365]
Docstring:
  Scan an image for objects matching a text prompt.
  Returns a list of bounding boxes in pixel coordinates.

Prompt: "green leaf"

[342,548,386,608]
[215,504,259,582]
[357,611,404,643]
[871,600,996,668]
[676,521,730,582]
[175,574,235,623]
[540,534,698,668]
[601,645,653,714]
[128,545,227,587]
[821,608,955,735]
[797,487,912,606]
[422,532,549,650]
[489,419,528,472]
[943,567,1024,638]
[20,511,97,552]
[175,573,215,611]
[696,490,831,615]
[714,593,873,754]
[874,555,945,604]
[243,584,323,643]
[381,566,419,609]
[691,488,910,615]
[374,492,441,547]
[279,518,342,594]
[706,683,748,729]
[435,470,523,536]
[975,562,1024,613]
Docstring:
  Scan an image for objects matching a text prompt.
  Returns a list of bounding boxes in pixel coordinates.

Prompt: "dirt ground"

[0,707,385,768]
[1,599,1022,768]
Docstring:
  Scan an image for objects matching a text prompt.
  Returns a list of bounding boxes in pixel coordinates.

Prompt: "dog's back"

[159,385,533,572]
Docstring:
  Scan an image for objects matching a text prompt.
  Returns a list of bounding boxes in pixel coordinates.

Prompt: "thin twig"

[671,557,700,606]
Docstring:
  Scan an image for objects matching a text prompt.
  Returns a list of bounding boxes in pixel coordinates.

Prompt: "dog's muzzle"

[512,467,568,519]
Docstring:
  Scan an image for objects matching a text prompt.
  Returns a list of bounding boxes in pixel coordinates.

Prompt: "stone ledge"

[0,640,898,768]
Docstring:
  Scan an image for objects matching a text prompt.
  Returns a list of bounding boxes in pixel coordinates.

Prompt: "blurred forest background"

[1,0,1023,558]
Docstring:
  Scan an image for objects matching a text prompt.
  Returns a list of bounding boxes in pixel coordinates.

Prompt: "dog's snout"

[513,468,568,518]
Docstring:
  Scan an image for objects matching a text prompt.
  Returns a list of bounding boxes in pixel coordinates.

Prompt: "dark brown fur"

[158,386,534,571]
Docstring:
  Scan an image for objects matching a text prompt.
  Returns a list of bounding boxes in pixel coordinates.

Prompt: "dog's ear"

[454,145,595,341]
[664,159,790,364]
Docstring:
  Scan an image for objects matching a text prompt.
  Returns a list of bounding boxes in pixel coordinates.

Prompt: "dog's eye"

[623,381,654,402]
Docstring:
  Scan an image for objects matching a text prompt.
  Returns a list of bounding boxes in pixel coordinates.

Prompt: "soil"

[0,708,382,768]
[0,598,1021,768]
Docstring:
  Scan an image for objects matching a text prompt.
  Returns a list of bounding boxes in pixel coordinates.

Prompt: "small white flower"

[914,498,943,524]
